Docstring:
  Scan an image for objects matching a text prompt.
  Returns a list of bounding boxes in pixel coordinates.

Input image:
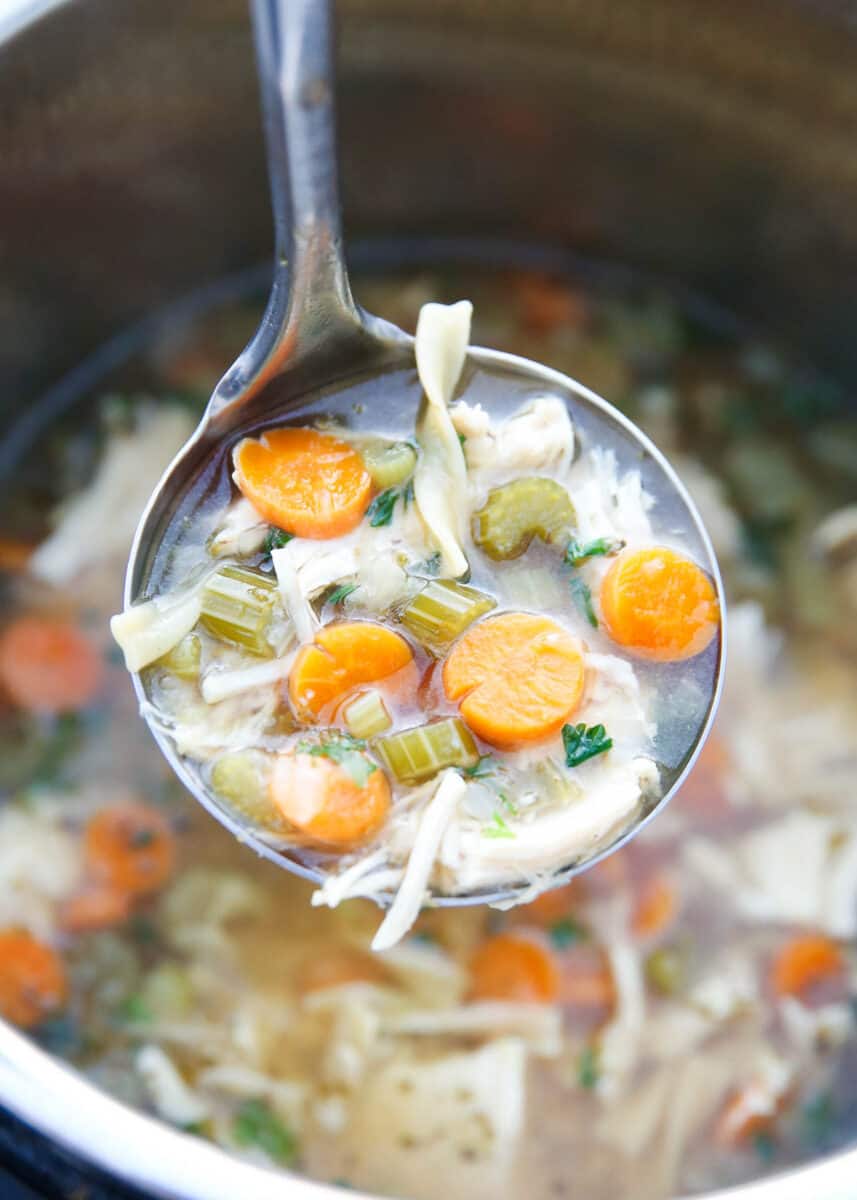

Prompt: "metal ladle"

[125,0,725,908]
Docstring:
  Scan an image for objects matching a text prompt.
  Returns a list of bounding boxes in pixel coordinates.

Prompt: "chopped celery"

[361,440,418,489]
[376,718,479,783]
[140,963,193,1019]
[645,945,687,995]
[200,565,278,656]
[343,690,392,739]
[472,477,575,560]
[210,751,282,828]
[400,579,495,653]
[155,633,201,681]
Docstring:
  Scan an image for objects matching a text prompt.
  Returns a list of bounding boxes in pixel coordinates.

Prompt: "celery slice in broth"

[376,718,480,784]
[200,565,278,656]
[400,579,496,654]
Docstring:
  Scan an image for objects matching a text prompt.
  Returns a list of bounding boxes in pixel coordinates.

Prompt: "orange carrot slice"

[270,751,391,848]
[0,617,103,714]
[59,885,134,934]
[514,880,585,927]
[442,612,585,749]
[770,934,844,998]
[715,1082,787,1146]
[559,945,616,1011]
[600,547,720,661]
[468,933,560,1004]
[289,621,416,721]
[0,540,33,573]
[632,873,678,940]
[233,427,373,539]
[0,930,67,1028]
[85,803,176,898]
[298,947,391,995]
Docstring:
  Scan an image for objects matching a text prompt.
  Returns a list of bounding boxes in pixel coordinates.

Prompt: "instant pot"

[1,1,856,1197]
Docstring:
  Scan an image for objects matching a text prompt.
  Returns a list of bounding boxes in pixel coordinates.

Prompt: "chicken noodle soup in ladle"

[112,302,721,947]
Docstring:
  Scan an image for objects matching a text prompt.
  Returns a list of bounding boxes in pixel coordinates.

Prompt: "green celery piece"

[376,718,479,784]
[361,440,417,490]
[200,564,278,656]
[472,477,576,560]
[400,579,496,654]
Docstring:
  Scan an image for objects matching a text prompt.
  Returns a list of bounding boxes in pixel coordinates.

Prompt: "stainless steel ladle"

[125,0,725,907]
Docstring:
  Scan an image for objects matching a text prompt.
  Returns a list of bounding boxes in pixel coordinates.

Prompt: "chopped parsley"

[116,993,152,1024]
[232,1097,297,1165]
[457,432,467,448]
[578,1043,600,1090]
[564,536,624,568]
[800,1091,835,1149]
[752,1131,777,1164]
[326,581,358,606]
[483,811,515,840]
[568,575,598,628]
[549,917,586,950]
[368,481,414,526]
[562,723,613,769]
[407,551,442,578]
[264,527,293,555]
[463,755,495,780]
[296,733,377,789]
[367,488,399,527]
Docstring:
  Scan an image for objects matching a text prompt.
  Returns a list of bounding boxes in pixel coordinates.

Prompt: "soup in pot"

[0,265,855,1199]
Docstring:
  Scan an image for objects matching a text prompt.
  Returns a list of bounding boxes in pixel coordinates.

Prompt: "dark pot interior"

[2,0,857,418]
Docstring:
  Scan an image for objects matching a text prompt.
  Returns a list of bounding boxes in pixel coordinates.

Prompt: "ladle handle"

[212,0,364,412]
[254,0,357,338]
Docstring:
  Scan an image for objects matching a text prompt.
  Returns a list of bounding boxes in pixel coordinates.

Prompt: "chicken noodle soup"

[112,301,722,948]
[1,266,856,1199]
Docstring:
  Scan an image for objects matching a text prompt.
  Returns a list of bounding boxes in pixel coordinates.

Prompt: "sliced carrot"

[233,427,373,539]
[632,873,678,940]
[298,947,391,995]
[59,884,133,934]
[515,273,587,335]
[442,612,585,749]
[515,880,585,927]
[714,1082,785,1146]
[270,751,391,849]
[468,933,560,1004]
[558,945,616,1011]
[289,621,416,721]
[0,617,103,714]
[85,803,176,897]
[0,539,33,572]
[770,934,844,998]
[600,547,720,661]
[0,930,67,1029]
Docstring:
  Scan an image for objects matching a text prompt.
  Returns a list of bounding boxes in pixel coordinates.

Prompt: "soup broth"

[0,263,855,1199]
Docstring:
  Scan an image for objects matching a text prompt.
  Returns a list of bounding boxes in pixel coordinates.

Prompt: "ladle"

[125,0,725,909]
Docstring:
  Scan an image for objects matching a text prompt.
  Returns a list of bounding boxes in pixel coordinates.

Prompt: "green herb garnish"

[752,1131,777,1164]
[483,811,515,839]
[800,1092,835,1149]
[264,527,293,555]
[297,733,377,788]
[562,723,613,768]
[232,1098,297,1165]
[463,754,495,780]
[565,537,624,568]
[549,917,586,949]
[578,1043,600,1090]
[457,432,467,448]
[568,575,598,628]
[116,993,153,1024]
[326,581,358,606]
[407,552,442,578]
[367,488,399,526]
